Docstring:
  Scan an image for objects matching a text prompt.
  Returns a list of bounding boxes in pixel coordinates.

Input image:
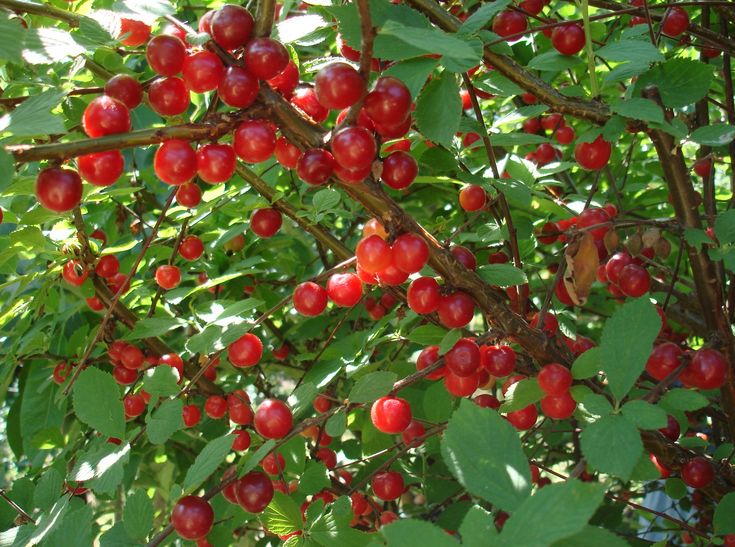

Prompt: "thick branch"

[0,0,80,26]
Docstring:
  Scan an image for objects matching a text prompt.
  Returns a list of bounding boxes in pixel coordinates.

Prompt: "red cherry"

[555,125,576,145]
[577,207,610,240]
[182,404,201,427]
[218,66,259,108]
[450,245,477,271]
[262,452,286,475]
[480,345,516,376]
[372,471,404,501]
[235,471,274,513]
[254,399,293,439]
[391,233,428,274]
[198,9,215,34]
[36,167,83,212]
[376,262,409,286]
[296,149,335,185]
[401,420,426,447]
[182,51,225,93]
[155,139,197,185]
[196,143,235,184]
[267,61,300,97]
[474,394,501,409]
[693,157,713,178]
[83,96,130,138]
[95,255,119,278]
[244,38,289,80]
[681,348,727,390]
[541,392,576,419]
[291,86,329,123]
[459,185,486,212]
[519,0,544,15]
[523,118,541,134]
[176,183,202,208]
[272,344,289,360]
[62,260,87,287]
[605,252,633,285]
[250,208,282,238]
[437,291,475,329]
[617,264,651,297]
[204,395,227,419]
[233,119,276,164]
[445,338,481,377]
[407,276,440,314]
[162,23,188,43]
[77,150,124,187]
[492,10,527,39]
[506,404,538,430]
[381,151,418,189]
[86,296,104,311]
[274,137,301,169]
[662,6,689,37]
[104,74,143,109]
[315,447,337,469]
[228,333,263,367]
[681,457,714,489]
[537,363,572,396]
[118,18,150,47]
[488,251,510,264]
[658,414,680,441]
[315,62,365,110]
[444,372,480,397]
[530,312,558,335]
[313,394,332,413]
[160,353,183,381]
[155,265,181,289]
[148,77,190,117]
[551,24,586,55]
[373,114,412,139]
[331,126,377,170]
[113,365,137,385]
[293,281,328,316]
[146,35,186,77]
[124,393,146,419]
[371,396,412,434]
[574,136,612,170]
[327,272,363,307]
[416,345,447,380]
[232,429,251,451]
[335,163,371,184]
[171,496,213,541]
[210,5,254,51]
[179,236,204,261]
[356,235,392,274]
[364,77,411,127]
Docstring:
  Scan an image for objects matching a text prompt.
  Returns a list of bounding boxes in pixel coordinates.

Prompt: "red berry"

[617,264,651,297]
[577,207,610,240]
[407,276,441,314]
[104,74,143,109]
[77,151,124,187]
[36,167,83,212]
[555,125,576,145]
[376,262,409,286]
[210,5,254,51]
[95,255,119,279]
[197,143,236,184]
[155,265,181,289]
[250,208,282,238]
[605,252,633,285]
[662,6,689,37]
[335,163,371,184]
[267,61,300,97]
[492,10,527,39]
[155,139,197,185]
[693,157,713,179]
[371,396,412,434]
[176,183,202,208]
[450,245,477,271]
[296,149,335,185]
[315,62,365,110]
[124,393,146,419]
[182,404,201,427]
[506,404,538,430]
[331,126,376,170]
[530,312,558,335]
[293,281,328,316]
[681,348,727,390]
[171,496,213,541]
[444,372,480,397]
[459,185,486,212]
[401,420,426,447]
[254,399,293,439]
[118,18,150,47]
[327,272,363,307]
[275,137,301,169]
[356,235,392,274]
[204,395,227,419]
[658,414,680,441]
[416,345,447,380]
[681,457,714,489]
[83,96,130,138]
[381,151,418,189]
[445,338,481,377]
[316,447,337,469]
[244,38,289,80]
[551,24,586,55]
[537,363,572,396]
[313,394,332,413]
[146,35,186,77]
[575,136,612,170]
[113,365,137,385]
[235,471,273,513]
[371,471,404,501]
[391,233,428,274]
[218,66,259,108]
[540,392,576,419]
[182,51,225,93]
[437,291,475,329]
[482,345,516,376]
[233,120,276,164]
[474,393,501,409]
[148,77,190,117]
[364,77,411,127]
[291,86,329,123]
[228,333,263,367]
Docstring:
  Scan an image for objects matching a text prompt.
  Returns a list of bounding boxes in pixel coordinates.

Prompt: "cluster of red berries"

[646,344,727,391]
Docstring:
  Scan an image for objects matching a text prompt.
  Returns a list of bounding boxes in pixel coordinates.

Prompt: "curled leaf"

[563,232,600,306]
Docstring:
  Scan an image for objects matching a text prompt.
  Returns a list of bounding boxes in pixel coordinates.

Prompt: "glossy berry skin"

[95,255,119,279]
[541,393,576,419]
[371,396,412,434]
[416,345,447,380]
[250,208,282,238]
[218,66,259,108]
[551,24,586,55]
[451,245,477,271]
[437,291,475,329]
[267,61,300,97]
[492,10,527,39]
[63,260,88,286]
[179,235,204,261]
[204,395,227,419]
[315,62,365,110]
[645,342,682,381]
[228,333,263,368]
[113,365,137,385]
[274,137,301,169]
[537,363,572,396]
[36,167,83,212]
[244,38,289,80]
[659,414,680,441]
[373,115,411,139]
[197,143,236,184]
[681,348,727,390]
[182,404,201,427]
[459,185,486,211]
[155,140,197,185]
[372,471,404,501]
[681,457,714,489]
[176,183,202,208]
[293,281,328,316]
[331,126,377,170]
[296,149,335,185]
[574,136,612,170]
[233,120,276,163]
[506,404,538,430]
[146,35,186,77]
[254,399,293,439]
[662,6,689,37]
[605,252,633,285]
[261,452,285,475]
[236,471,273,513]
[693,157,712,179]
[364,77,412,126]
[155,265,181,290]
[356,235,392,274]
[555,125,576,145]
[124,394,146,419]
[618,264,651,297]
[118,18,150,47]
[407,276,441,314]
[376,263,409,286]
[290,86,329,123]
[77,150,124,187]
[444,371,480,397]
[182,51,226,93]
[211,5,254,50]
[445,338,481,377]
[171,496,214,541]
[327,273,363,307]
[382,151,418,189]
[104,74,143,109]
[474,394,501,409]
[392,233,428,273]
[577,207,610,240]
[83,96,131,138]
[148,77,190,117]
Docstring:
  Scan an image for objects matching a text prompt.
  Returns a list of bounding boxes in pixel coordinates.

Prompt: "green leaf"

[348,371,397,403]
[527,51,584,72]
[325,410,347,437]
[596,40,664,65]
[381,519,459,547]
[714,209,735,245]
[0,14,25,62]
[73,367,125,439]
[261,491,303,535]
[22,28,86,64]
[499,481,606,546]
[442,399,532,512]
[477,264,528,287]
[714,492,735,535]
[689,124,735,147]
[125,317,186,340]
[611,99,663,124]
[142,366,180,398]
[684,227,712,249]
[571,347,601,379]
[415,71,462,146]
[309,496,372,546]
[489,133,548,146]
[660,388,709,411]
[111,0,174,23]
[599,298,660,403]
[313,188,341,214]
[621,400,667,430]
[383,57,439,99]
[438,328,462,355]
[459,506,497,547]
[146,399,183,445]
[459,0,512,34]
[276,14,328,43]
[635,58,714,108]
[182,434,234,493]
[298,462,331,495]
[288,382,319,416]
[581,414,642,480]
[70,442,130,494]
[100,522,138,546]
[499,378,544,413]
[34,468,63,511]
[576,393,613,420]
[551,526,630,547]
[239,440,276,477]
[406,324,447,345]
[665,477,688,499]
[0,90,66,138]
[123,490,153,542]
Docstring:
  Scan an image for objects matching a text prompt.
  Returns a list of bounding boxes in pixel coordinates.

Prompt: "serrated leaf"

[406,324,447,345]
[714,209,735,245]
[298,462,331,495]
[571,347,601,379]
[611,99,663,123]
[596,40,664,65]
[459,506,497,547]
[325,410,346,437]
[499,378,544,413]
[528,51,584,72]
[313,188,341,214]
[0,14,25,62]
[73,367,125,439]
[182,434,234,492]
[459,0,512,34]
[714,492,735,535]
[551,525,630,547]
[381,519,459,547]
[438,328,462,355]
[348,371,397,403]
[22,28,86,64]
[261,491,303,535]
[0,90,66,138]
[621,400,667,430]
[415,71,462,146]
[142,366,180,398]
[34,468,63,511]
[689,124,735,147]
[635,58,714,108]
[660,388,709,411]
[477,264,528,287]
[125,317,186,340]
[123,490,153,541]
[581,414,642,480]
[70,442,130,494]
[146,399,183,445]
[665,477,688,499]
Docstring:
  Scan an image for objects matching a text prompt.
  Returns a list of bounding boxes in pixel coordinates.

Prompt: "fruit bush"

[0,0,734,545]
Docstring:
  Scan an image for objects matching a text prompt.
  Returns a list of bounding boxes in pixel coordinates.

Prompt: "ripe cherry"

[459,185,486,212]
[52,360,70,382]
[530,311,558,335]
[401,420,426,447]
[681,348,727,390]
[551,24,586,55]
[474,393,501,409]
[86,296,104,311]
[296,149,335,185]
[233,119,276,163]
[662,6,689,37]
[235,471,273,513]
[555,125,576,145]
[492,10,527,39]
[119,345,144,371]
[210,5,254,49]
[444,371,480,397]
[155,265,181,290]
[148,77,190,116]
[681,457,714,489]
[381,151,418,189]
[274,137,301,169]
[113,365,137,385]
[481,345,516,376]
[179,236,204,261]
[315,62,365,110]
[659,414,680,441]
[537,363,572,396]
[327,272,363,307]
[372,471,404,501]
[155,139,197,185]
[577,207,610,240]
[171,496,213,541]
[77,150,124,187]
[376,262,409,286]
[506,404,538,430]
[437,291,475,328]
[450,245,477,271]
[445,338,481,377]
[262,452,286,475]
[364,77,411,127]
[176,183,202,208]
[356,235,392,274]
[218,66,259,108]
[407,276,441,314]
[104,74,143,109]
[146,35,186,77]
[124,393,146,419]
[392,233,428,273]
[291,86,329,123]
[575,135,612,170]
[272,344,289,360]
[36,167,83,212]
[182,51,225,93]
[331,126,377,170]
[228,333,263,367]
[118,18,150,47]
[618,264,651,297]
[519,0,544,15]
[293,281,328,316]
[196,143,235,184]
[371,396,412,434]
[315,447,337,469]
[254,399,293,439]
[313,394,332,413]
[204,395,227,419]
[244,37,289,80]
[268,61,300,97]
[62,260,87,286]
[232,429,251,451]
[335,163,371,184]
[540,393,576,419]
[250,208,282,238]
[83,96,131,138]
[198,9,215,34]
[373,114,412,139]
[95,255,119,278]
[605,252,633,285]
[182,404,201,427]
[693,157,713,178]
[416,345,447,380]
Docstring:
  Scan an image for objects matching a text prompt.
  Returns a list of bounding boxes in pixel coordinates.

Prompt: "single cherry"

[293,281,328,316]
